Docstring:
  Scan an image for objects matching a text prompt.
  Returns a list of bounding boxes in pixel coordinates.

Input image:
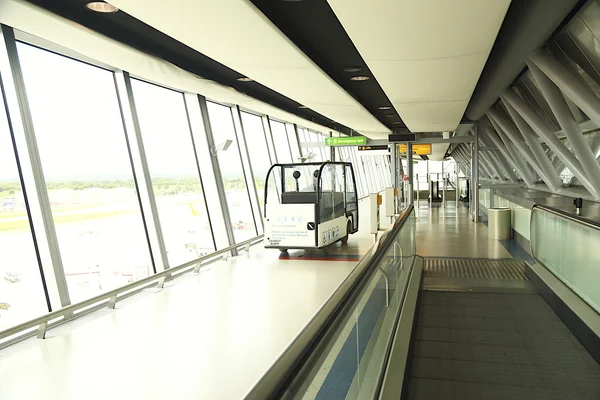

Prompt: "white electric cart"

[263,162,359,252]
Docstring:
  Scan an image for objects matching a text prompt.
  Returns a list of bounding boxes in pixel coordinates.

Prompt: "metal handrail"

[0,235,264,342]
[244,205,414,400]
[531,204,600,231]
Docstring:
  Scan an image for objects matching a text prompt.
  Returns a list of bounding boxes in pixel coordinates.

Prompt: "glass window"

[207,102,256,242]
[271,120,292,163]
[131,79,214,267]
[18,43,153,303]
[0,86,49,329]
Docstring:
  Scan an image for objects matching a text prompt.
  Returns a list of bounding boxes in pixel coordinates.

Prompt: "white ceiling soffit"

[106,0,390,139]
[429,143,450,162]
[328,0,511,133]
[0,0,340,135]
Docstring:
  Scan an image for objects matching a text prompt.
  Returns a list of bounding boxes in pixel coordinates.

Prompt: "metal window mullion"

[182,93,217,251]
[293,123,303,160]
[264,116,278,164]
[233,105,261,235]
[184,93,229,250]
[198,95,237,251]
[0,25,69,309]
[114,71,170,271]
[283,123,294,162]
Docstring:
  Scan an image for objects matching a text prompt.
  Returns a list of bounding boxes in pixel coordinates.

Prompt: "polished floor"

[0,198,384,400]
[414,201,513,259]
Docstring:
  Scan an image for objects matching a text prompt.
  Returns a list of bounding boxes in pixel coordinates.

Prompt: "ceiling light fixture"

[344,66,362,73]
[86,1,119,13]
[378,106,392,110]
[350,75,370,81]
[298,105,308,109]
[236,77,253,82]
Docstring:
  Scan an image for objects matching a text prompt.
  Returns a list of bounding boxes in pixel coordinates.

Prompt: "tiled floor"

[414,202,513,259]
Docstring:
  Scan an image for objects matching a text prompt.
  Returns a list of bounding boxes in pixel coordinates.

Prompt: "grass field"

[0,209,138,232]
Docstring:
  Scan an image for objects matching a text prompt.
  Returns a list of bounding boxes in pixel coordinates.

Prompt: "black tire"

[341,221,351,244]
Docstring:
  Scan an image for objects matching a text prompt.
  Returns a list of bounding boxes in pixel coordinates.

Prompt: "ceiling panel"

[328,0,511,132]
[108,0,390,138]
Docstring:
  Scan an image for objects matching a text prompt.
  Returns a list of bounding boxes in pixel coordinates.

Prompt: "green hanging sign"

[324,136,367,146]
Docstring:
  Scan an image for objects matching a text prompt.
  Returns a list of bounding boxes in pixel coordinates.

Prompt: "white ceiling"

[106,0,390,139]
[0,0,343,135]
[327,0,511,133]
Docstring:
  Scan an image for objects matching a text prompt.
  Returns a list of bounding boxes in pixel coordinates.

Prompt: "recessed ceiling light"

[86,1,119,13]
[236,77,253,82]
[350,75,370,81]
[378,106,392,110]
[344,66,362,73]
[298,105,308,109]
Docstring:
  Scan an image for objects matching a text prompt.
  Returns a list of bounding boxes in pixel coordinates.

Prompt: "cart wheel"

[341,221,351,244]
[280,249,289,254]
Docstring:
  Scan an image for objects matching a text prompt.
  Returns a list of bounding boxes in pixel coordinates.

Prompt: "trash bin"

[488,208,511,240]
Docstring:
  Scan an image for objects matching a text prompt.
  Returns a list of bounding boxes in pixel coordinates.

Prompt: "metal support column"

[472,125,480,223]
[529,48,600,129]
[528,60,600,199]
[501,89,596,197]
[487,113,536,186]
[488,107,546,182]
[483,127,527,185]
[0,24,70,308]
[407,142,414,205]
[480,134,517,182]
[500,97,562,192]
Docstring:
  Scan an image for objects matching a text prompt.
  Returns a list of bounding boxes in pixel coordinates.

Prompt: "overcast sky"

[0,42,250,182]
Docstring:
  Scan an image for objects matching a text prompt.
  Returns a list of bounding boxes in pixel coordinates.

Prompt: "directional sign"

[398,143,432,155]
[358,145,389,151]
[324,136,367,146]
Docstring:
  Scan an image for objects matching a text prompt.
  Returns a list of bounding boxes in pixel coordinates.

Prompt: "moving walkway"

[246,204,600,400]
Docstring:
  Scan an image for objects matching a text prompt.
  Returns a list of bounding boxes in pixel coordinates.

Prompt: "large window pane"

[131,79,214,267]
[271,120,292,163]
[207,102,256,242]
[18,43,153,303]
[241,112,271,218]
[0,88,49,329]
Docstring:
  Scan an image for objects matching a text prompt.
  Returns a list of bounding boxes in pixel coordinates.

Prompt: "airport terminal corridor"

[2,0,600,399]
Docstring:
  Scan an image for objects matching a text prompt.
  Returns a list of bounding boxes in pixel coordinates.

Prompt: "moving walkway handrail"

[0,235,263,343]
[244,204,414,400]
[531,204,600,231]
